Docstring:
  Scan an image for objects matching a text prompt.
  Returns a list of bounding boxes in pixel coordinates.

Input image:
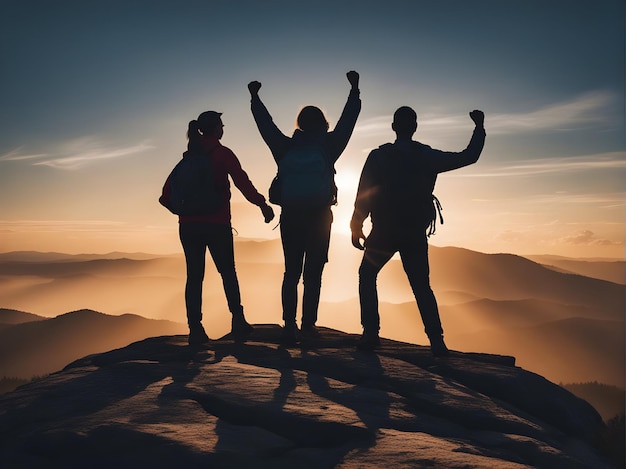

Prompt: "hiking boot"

[231,314,254,339]
[300,325,321,339]
[281,322,299,345]
[188,324,210,345]
[356,331,380,351]
[429,335,450,357]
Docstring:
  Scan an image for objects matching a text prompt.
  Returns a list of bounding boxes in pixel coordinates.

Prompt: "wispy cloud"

[487,91,619,135]
[0,138,154,170]
[454,151,626,178]
[0,148,48,162]
[353,115,393,136]
[494,228,624,248]
[0,219,168,234]
[353,90,620,139]
[471,191,625,209]
[558,230,623,247]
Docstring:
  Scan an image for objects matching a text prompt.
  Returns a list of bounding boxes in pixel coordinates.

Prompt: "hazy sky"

[1,0,624,257]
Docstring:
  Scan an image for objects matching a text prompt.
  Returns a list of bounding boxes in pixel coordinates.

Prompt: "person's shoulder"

[214,142,236,157]
[362,142,389,159]
[208,143,238,169]
[414,140,431,148]
[361,143,392,165]
[407,140,435,154]
[372,142,394,154]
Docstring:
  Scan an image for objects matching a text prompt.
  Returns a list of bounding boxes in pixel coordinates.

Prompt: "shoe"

[430,335,450,357]
[356,332,380,351]
[231,314,254,339]
[300,325,321,339]
[281,322,299,345]
[188,325,210,345]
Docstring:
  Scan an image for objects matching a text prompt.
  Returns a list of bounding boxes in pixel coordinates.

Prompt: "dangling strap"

[427,195,444,237]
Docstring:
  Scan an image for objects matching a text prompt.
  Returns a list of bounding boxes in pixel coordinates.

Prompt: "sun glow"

[333,167,360,236]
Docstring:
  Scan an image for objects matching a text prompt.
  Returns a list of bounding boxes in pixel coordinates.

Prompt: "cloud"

[354,90,620,140]
[559,230,623,247]
[353,115,392,137]
[0,138,154,170]
[454,151,626,178]
[494,227,624,250]
[0,148,48,162]
[35,139,154,170]
[0,220,125,232]
[471,192,625,212]
[487,91,620,135]
[0,219,171,234]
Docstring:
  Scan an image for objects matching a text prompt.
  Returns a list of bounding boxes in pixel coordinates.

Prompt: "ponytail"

[186,111,222,153]
[187,119,202,153]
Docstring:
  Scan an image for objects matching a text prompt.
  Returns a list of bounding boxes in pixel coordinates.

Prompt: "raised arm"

[428,110,486,173]
[248,81,291,162]
[328,71,362,162]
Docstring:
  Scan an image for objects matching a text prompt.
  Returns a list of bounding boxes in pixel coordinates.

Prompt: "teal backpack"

[269,142,337,209]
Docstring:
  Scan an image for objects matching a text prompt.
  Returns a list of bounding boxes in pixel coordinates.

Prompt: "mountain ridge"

[0,242,623,389]
[0,309,187,379]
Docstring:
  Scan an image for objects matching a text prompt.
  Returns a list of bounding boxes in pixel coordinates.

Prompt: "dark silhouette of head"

[196,111,223,137]
[187,111,223,153]
[392,106,418,138]
[296,106,329,133]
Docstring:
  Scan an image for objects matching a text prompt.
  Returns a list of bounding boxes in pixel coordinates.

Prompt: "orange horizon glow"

[0,203,623,260]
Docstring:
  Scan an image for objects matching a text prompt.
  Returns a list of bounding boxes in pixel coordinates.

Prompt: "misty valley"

[1,239,624,422]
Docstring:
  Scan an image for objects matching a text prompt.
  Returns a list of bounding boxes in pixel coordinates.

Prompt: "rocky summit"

[0,325,610,468]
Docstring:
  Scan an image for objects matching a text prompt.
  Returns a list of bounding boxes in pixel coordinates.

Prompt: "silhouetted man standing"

[350,106,485,355]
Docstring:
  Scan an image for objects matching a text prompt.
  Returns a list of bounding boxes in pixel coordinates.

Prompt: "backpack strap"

[427,195,444,237]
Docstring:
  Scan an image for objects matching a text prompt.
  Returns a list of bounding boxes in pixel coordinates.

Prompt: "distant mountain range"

[0,308,186,379]
[0,242,623,389]
[527,254,625,284]
[0,251,170,262]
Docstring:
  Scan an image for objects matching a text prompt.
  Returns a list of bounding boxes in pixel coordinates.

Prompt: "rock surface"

[0,325,609,468]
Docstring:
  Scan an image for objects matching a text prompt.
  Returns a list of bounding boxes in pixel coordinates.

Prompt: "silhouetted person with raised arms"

[248,71,361,342]
[351,106,485,355]
[160,110,275,345]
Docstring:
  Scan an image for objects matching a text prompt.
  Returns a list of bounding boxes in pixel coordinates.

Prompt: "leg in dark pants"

[301,208,332,328]
[398,236,443,339]
[358,247,395,335]
[180,222,244,328]
[280,215,305,326]
[206,225,243,316]
[280,208,332,328]
[399,235,448,356]
[180,224,207,328]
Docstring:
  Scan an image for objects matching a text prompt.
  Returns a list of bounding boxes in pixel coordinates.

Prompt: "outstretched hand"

[470,110,484,127]
[248,81,262,96]
[261,203,275,224]
[346,70,359,89]
[351,227,366,250]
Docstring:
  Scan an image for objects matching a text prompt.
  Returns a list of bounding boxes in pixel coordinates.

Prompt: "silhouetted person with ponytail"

[351,107,485,355]
[248,71,361,343]
[160,111,274,344]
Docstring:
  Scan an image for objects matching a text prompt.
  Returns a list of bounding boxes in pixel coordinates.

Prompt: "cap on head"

[392,106,418,135]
